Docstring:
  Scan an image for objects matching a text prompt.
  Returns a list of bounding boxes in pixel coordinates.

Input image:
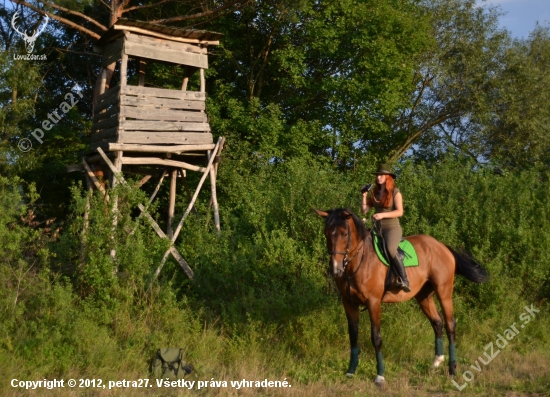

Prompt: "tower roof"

[96,18,223,47]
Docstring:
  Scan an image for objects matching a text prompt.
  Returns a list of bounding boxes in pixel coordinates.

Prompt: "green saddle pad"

[373,233,419,267]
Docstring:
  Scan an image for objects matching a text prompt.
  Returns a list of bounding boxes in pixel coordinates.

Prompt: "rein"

[328,220,368,311]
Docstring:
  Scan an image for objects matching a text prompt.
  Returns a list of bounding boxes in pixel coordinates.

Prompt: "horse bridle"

[328,221,365,272]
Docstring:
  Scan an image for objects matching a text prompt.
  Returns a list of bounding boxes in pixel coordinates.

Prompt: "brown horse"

[315,208,488,387]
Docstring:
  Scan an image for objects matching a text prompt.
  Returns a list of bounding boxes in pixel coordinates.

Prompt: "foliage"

[1,158,550,395]
[209,0,432,164]
[1,0,550,394]
[478,26,550,170]
[395,0,510,161]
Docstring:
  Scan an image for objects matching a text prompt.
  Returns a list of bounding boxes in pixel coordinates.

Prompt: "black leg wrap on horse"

[390,254,410,292]
[347,347,359,375]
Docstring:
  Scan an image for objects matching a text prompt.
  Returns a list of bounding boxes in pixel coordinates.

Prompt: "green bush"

[0,156,548,394]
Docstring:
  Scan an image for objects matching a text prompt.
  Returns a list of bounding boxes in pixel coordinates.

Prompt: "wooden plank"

[137,174,152,188]
[120,107,207,123]
[122,165,166,175]
[120,96,205,111]
[92,116,119,132]
[96,91,121,113]
[125,32,207,55]
[120,53,128,87]
[99,69,107,95]
[91,127,118,143]
[130,169,167,236]
[200,68,205,93]
[121,85,205,101]
[208,136,225,233]
[181,66,190,91]
[124,40,208,69]
[147,170,167,204]
[154,138,222,275]
[107,143,215,153]
[121,120,210,132]
[138,58,146,87]
[97,85,120,104]
[121,157,207,173]
[100,147,167,241]
[114,25,219,46]
[172,137,221,240]
[82,159,106,195]
[118,131,212,145]
[140,209,166,239]
[167,169,177,238]
[168,246,194,279]
[96,147,193,280]
[102,38,123,67]
[93,105,119,123]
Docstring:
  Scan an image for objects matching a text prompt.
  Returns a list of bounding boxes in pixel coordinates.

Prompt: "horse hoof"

[431,355,445,368]
[374,375,386,388]
[449,360,457,376]
[345,372,355,378]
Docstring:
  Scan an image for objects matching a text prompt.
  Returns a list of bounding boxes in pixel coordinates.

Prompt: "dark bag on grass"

[151,348,192,380]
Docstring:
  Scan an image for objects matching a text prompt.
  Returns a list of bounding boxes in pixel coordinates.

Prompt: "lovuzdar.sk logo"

[12,10,48,60]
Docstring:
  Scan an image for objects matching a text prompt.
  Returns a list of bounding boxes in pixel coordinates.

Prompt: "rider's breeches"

[378,224,402,260]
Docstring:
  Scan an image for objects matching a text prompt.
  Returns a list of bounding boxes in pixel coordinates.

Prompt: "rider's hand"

[373,213,384,221]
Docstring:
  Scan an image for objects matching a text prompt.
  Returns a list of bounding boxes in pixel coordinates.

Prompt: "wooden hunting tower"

[81,19,225,279]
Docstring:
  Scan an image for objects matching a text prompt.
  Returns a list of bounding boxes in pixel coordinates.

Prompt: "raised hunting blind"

[80,19,225,279]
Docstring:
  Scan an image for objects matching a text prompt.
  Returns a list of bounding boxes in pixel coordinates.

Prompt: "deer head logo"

[11,11,49,54]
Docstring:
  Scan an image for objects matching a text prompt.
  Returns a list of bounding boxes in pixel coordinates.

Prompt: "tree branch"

[54,48,101,57]
[150,0,249,24]
[388,109,461,162]
[12,0,102,39]
[122,0,176,14]
[34,0,107,31]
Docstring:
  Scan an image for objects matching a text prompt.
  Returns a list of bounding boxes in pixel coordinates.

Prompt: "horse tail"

[446,245,489,284]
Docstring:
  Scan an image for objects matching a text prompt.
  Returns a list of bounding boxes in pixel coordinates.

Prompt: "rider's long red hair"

[367,175,395,208]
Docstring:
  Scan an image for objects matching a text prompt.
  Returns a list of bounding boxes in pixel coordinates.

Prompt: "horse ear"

[313,208,329,218]
[340,210,352,219]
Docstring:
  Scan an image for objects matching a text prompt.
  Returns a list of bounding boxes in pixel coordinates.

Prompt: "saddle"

[371,231,417,291]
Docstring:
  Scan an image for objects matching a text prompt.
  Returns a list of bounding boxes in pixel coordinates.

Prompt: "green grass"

[1,158,550,396]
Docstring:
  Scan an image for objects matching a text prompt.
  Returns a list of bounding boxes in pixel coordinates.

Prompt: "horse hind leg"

[415,283,445,368]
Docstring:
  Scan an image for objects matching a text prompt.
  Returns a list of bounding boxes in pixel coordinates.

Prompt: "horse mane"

[325,208,369,241]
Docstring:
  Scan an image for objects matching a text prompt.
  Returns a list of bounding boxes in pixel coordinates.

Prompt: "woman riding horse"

[361,163,410,292]
[315,202,488,386]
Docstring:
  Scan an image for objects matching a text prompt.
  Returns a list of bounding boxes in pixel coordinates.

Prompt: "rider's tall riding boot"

[390,254,411,292]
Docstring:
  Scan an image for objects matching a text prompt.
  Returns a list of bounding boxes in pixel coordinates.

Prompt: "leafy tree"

[478,26,550,170]
[0,5,44,174]
[208,0,432,165]
[389,0,511,162]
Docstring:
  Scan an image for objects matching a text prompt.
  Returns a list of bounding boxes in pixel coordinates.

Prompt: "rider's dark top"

[369,187,401,229]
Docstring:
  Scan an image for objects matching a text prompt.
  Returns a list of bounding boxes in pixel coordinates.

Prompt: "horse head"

[314,208,367,278]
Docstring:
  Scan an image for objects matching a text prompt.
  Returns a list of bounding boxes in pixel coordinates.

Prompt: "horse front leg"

[367,299,385,387]
[343,299,359,376]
